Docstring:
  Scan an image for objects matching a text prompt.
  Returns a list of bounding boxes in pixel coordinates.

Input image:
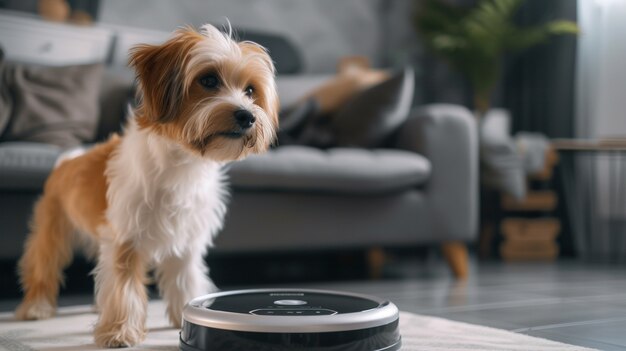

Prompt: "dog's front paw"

[15,299,55,320]
[167,304,183,329]
[94,321,146,348]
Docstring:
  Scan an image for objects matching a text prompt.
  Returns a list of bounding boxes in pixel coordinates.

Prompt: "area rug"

[0,300,595,350]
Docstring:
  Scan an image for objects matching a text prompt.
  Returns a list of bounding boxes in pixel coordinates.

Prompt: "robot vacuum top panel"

[182,288,400,333]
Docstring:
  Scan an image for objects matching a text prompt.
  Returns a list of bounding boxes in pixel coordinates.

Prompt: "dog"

[14,24,278,348]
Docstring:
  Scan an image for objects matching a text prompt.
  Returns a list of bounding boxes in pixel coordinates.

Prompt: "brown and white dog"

[15,24,278,348]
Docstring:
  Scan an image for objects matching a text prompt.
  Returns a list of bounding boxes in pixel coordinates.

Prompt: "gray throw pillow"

[276,98,320,146]
[0,48,11,135]
[0,61,104,148]
[330,66,414,148]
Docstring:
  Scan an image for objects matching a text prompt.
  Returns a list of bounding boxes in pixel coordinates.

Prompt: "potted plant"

[414,0,579,115]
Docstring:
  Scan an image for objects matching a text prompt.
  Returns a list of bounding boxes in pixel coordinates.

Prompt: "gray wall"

[98,0,395,74]
[0,0,475,105]
[98,0,459,105]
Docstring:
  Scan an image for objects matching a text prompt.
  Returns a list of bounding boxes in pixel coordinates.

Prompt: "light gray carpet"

[0,301,595,350]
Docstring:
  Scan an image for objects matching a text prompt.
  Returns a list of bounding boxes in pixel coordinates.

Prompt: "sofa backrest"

[0,11,323,141]
[96,70,135,141]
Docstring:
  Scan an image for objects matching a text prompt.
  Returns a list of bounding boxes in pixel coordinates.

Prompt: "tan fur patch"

[53,135,121,235]
[15,135,120,320]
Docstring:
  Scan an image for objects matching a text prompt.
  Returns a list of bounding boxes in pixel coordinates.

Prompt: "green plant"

[414,0,579,114]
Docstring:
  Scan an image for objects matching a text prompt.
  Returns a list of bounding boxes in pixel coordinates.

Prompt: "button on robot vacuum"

[250,308,337,315]
[274,299,307,306]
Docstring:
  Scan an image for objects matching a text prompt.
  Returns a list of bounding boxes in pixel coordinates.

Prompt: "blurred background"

[0,0,624,297]
[6,2,626,348]
[0,0,578,115]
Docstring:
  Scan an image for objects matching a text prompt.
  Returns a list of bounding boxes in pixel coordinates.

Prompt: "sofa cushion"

[228,145,430,194]
[0,142,62,190]
[330,66,414,148]
[0,62,104,148]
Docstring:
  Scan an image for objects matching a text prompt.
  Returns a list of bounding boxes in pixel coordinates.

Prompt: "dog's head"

[129,24,279,161]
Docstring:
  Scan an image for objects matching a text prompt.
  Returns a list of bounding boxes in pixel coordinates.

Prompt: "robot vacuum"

[180,288,401,351]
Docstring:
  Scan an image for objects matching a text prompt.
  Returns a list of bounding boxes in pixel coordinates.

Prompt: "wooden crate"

[500,217,560,261]
[500,218,561,242]
[501,190,558,212]
[501,242,560,261]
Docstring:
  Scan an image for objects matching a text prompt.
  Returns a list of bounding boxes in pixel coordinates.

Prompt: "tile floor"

[1,258,625,350]
[281,259,626,350]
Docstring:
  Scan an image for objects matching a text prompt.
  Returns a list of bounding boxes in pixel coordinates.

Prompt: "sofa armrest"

[394,104,478,241]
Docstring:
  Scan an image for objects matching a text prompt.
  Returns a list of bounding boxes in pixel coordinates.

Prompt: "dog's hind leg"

[15,195,74,320]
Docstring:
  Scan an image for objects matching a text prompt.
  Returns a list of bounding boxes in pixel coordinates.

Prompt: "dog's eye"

[199,74,219,89]
[244,85,254,97]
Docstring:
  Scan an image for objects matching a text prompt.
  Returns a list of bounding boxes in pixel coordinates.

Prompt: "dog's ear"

[129,29,200,123]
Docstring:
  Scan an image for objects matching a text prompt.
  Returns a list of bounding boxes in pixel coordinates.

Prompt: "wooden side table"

[498,147,561,261]
[479,147,561,261]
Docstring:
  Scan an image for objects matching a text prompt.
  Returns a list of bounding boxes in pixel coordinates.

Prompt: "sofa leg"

[441,242,469,279]
[367,247,386,280]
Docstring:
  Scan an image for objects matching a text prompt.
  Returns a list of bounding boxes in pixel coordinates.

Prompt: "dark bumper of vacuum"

[179,320,401,351]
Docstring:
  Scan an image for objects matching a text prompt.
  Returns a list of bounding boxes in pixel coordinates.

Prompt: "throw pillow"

[275,97,320,146]
[0,48,11,136]
[279,98,319,136]
[0,61,104,148]
[330,66,414,148]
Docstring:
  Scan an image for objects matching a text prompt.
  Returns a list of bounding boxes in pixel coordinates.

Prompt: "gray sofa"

[0,70,478,278]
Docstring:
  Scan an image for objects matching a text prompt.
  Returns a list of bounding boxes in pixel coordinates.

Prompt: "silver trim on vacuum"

[182,288,400,333]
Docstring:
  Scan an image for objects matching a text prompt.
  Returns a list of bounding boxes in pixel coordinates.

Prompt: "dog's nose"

[234,110,256,129]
